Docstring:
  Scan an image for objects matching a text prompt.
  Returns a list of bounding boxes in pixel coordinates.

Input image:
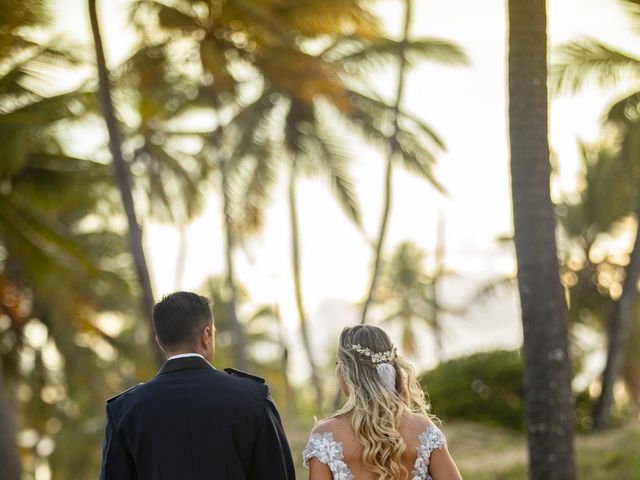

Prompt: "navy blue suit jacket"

[100,356,295,479]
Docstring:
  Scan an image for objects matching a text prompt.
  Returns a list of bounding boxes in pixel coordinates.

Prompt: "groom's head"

[152,291,215,361]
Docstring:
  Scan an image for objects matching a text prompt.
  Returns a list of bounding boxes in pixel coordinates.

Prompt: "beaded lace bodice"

[303,425,446,480]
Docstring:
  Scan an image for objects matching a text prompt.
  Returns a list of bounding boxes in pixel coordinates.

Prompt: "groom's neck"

[165,345,205,359]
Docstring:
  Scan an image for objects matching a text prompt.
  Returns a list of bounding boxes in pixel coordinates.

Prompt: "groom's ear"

[200,327,210,347]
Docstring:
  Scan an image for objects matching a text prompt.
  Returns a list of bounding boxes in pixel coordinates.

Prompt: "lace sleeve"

[302,432,353,479]
[411,425,447,479]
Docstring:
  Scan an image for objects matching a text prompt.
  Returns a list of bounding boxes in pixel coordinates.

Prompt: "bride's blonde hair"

[332,325,431,479]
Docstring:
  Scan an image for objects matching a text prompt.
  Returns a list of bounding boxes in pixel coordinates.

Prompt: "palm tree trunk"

[88,0,163,367]
[361,0,412,324]
[508,0,576,478]
[220,162,249,371]
[593,202,640,429]
[0,372,19,480]
[274,304,297,415]
[622,320,640,413]
[289,161,323,411]
[432,213,445,363]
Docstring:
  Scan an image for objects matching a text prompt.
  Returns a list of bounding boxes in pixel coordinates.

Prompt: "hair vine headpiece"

[351,344,396,364]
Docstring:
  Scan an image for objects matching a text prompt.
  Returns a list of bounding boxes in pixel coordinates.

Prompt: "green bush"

[420,350,525,430]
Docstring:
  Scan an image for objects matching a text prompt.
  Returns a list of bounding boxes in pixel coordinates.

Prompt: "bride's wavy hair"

[332,325,431,479]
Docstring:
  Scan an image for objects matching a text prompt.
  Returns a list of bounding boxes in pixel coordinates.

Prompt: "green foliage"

[421,350,525,430]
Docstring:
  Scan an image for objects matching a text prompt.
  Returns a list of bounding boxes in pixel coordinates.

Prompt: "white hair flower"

[350,344,396,364]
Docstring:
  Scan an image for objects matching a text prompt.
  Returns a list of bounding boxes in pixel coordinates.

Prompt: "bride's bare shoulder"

[401,410,437,434]
[312,413,352,435]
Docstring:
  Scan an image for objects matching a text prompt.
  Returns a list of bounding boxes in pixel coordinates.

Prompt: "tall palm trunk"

[431,213,445,363]
[274,304,297,415]
[361,0,412,324]
[289,161,323,410]
[594,201,640,428]
[88,0,163,367]
[508,0,576,478]
[0,372,19,480]
[220,162,249,371]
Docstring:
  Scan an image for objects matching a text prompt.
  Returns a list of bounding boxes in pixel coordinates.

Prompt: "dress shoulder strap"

[411,425,447,479]
[303,431,353,479]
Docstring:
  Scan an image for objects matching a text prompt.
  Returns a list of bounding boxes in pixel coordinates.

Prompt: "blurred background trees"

[552,0,640,429]
[1,0,639,479]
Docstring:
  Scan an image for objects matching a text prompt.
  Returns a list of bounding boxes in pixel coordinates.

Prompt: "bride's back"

[313,410,432,480]
[304,326,459,480]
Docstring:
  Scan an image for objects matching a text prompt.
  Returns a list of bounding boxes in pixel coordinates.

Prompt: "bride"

[303,325,462,480]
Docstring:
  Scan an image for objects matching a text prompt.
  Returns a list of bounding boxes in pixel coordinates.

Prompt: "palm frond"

[550,38,640,93]
[336,38,468,69]
[347,89,446,149]
[311,124,361,226]
[606,89,640,124]
[466,276,517,308]
[0,90,94,125]
[557,141,635,239]
[225,91,278,172]
[620,0,640,28]
[11,154,110,215]
[130,0,202,32]
[395,129,446,193]
[234,141,280,235]
[0,197,100,278]
[277,0,380,38]
[134,141,205,223]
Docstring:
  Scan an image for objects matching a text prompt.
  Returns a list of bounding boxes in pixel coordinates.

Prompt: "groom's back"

[102,357,291,480]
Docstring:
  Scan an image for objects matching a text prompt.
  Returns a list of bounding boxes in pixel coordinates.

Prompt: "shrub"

[420,350,525,430]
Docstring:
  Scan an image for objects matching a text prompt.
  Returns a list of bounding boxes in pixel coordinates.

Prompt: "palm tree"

[551,0,640,429]
[0,2,100,474]
[508,0,576,477]
[0,116,144,480]
[88,0,164,366]
[556,141,640,419]
[129,0,465,410]
[359,0,468,324]
[375,240,459,362]
[200,277,285,373]
[0,367,19,480]
[130,0,357,409]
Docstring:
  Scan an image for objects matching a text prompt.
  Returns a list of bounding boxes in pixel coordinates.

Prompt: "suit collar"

[157,355,214,375]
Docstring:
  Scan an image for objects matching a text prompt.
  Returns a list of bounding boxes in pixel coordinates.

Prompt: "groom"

[99,291,296,479]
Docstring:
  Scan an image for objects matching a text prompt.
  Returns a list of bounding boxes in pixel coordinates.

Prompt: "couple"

[100,291,462,479]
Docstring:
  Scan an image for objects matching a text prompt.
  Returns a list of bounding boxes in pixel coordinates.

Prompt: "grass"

[459,421,640,480]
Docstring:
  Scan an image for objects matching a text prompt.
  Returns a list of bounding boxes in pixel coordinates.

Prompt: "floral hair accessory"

[351,344,396,364]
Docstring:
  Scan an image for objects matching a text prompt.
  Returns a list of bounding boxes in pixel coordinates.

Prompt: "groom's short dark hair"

[152,291,212,348]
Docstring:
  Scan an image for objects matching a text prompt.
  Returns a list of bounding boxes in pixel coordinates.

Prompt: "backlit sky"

[50,0,638,379]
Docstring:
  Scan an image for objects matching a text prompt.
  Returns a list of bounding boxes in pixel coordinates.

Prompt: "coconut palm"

[0,115,145,480]
[88,0,166,366]
[0,3,153,476]
[508,0,576,476]
[200,277,290,394]
[557,139,640,423]
[551,0,640,429]
[0,2,97,475]
[375,240,459,362]
[128,0,465,410]
[357,0,468,325]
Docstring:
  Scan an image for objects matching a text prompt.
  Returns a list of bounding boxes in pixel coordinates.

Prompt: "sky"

[49,0,638,381]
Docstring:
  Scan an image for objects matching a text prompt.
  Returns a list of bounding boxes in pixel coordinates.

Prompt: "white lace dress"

[303,425,446,480]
